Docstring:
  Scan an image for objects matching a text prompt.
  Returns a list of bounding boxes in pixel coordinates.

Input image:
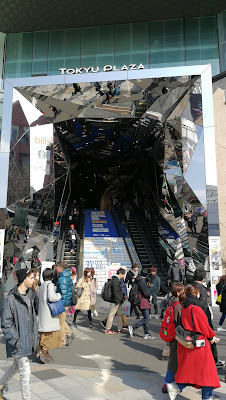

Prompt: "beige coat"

[90,276,98,306]
[75,277,91,310]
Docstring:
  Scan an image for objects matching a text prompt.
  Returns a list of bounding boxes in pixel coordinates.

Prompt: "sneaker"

[149,314,152,320]
[105,329,115,334]
[215,360,226,367]
[118,328,128,333]
[144,334,155,340]
[100,320,106,329]
[129,326,134,338]
[166,382,181,400]
[217,326,226,332]
[93,310,98,317]
[154,315,159,320]
[61,344,66,349]
[66,332,75,346]
[90,325,95,330]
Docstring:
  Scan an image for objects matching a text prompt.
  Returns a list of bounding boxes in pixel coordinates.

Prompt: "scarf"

[183,294,205,310]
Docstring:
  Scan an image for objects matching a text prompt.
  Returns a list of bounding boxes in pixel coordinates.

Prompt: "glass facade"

[218,10,226,73]
[4,16,222,79]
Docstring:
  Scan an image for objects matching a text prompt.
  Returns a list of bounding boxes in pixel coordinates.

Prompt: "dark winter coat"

[125,270,137,287]
[1,286,38,358]
[216,280,226,314]
[167,263,184,283]
[120,278,127,298]
[68,228,79,241]
[147,274,160,305]
[136,276,150,309]
[56,269,73,306]
[111,276,123,305]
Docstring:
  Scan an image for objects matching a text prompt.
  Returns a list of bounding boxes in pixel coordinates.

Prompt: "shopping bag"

[216,293,222,306]
[122,299,131,317]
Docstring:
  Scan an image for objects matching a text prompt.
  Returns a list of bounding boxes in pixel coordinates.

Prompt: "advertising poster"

[30,124,54,195]
[0,229,5,279]
[41,261,55,283]
[84,209,118,237]
[209,236,222,303]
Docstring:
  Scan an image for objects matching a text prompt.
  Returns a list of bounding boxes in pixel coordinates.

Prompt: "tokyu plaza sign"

[59,64,145,74]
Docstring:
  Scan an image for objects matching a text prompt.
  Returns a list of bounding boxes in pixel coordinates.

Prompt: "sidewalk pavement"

[0,360,225,400]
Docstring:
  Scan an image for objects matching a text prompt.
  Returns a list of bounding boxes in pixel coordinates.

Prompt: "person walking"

[56,262,74,348]
[126,263,141,319]
[67,267,77,316]
[128,270,155,340]
[167,260,185,284]
[68,224,79,254]
[104,268,127,334]
[216,275,226,332]
[37,268,63,364]
[0,268,38,400]
[162,283,184,393]
[193,269,225,367]
[167,284,221,400]
[147,266,161,319]
[73,268,94,329]
[90,267,98,317]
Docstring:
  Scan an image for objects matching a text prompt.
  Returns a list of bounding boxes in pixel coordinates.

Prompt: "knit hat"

[16,268,29,284]
[71,267,77,273]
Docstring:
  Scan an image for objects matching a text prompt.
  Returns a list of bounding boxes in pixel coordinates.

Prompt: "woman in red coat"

[167,284,220,400]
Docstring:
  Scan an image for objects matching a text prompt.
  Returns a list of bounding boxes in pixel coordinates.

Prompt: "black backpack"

[129,283,140,306]
[101,279,112,302]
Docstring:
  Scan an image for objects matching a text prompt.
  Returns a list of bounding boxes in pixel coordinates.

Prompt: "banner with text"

[84,209,118,238]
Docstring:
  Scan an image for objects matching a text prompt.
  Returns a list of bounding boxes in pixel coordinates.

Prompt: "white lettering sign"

[59,64,145,75]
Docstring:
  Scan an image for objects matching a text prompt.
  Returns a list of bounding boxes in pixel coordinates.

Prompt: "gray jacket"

[38,281,61,332]
[1,286,38,358]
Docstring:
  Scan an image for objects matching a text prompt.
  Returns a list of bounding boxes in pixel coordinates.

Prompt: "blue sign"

[84,209,118,237]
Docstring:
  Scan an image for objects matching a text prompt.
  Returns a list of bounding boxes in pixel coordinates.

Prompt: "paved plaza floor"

[0,297,225,399]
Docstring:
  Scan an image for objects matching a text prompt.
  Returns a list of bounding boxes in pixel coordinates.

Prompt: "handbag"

[216,284,224,305]
[175,306,200,349]
[73,287,84,298]
[46,283,65,316]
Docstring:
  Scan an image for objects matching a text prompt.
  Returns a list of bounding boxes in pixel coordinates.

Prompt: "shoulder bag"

[216,284,225,306]
[46,283,65,316]
[175,306,200,349]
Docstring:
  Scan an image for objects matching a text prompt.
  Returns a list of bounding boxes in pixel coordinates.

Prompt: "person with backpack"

[167,285,220,400]
[193,269,225,368]
[161,283,184,393]
[147,266,161,319]
[167,260,184,284]
[128,270,155,340]
[101,268,127,334]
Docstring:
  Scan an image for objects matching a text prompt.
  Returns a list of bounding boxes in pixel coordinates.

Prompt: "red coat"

[175,305,220,389]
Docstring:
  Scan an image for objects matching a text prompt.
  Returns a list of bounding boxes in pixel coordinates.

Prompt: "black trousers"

[206,307,218,362]
[130,303,140,317]
[73,309,92,323]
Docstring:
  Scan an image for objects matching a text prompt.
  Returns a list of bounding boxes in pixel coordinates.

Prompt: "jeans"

[219,313,226,326]
[0,357,31,400]
[177,383,213,399]
[164,370,175,384]
[133,308,149,334]
[71,239,75,250]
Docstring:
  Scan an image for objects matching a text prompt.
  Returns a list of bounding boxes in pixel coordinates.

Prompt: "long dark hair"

[179,284,200,305]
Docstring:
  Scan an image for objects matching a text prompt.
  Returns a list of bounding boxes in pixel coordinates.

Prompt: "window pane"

[5,33,33,78]
[48,30,66,75]
[32,31,48,75]
[218,10,226,73]
[115,23,149,69]
[149,19,185,68]
[66,28,81,68]
[185,16,219,76]
[81,26,114,69]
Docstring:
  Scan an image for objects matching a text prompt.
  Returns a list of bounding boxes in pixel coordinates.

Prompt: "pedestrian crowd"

[0,259,225,400]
